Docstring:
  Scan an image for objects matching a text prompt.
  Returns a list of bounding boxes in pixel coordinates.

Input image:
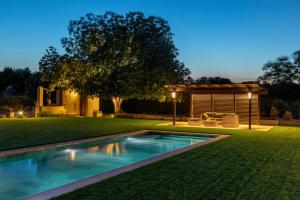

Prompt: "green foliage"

[0,67,38,98]
[261,97,300,119]
[37,111,64,117]
[0,96,24,112]
[93,110,103,117]
[60,12,191,100]
[39,47,70,91]
[259,50,300,118]
[260,56,296,84]
[270,106,279,120]
[193,76,232,84]
[283,110,293,120]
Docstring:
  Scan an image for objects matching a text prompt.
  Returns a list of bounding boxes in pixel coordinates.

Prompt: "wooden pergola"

[164,84,265,125]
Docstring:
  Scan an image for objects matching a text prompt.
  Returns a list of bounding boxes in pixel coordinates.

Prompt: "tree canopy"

[0,67,38,97]
[259,50,300,101]
[193,76,232,84]
[39,46,70,91]
[39,12,191,112]
[260,50,300,85]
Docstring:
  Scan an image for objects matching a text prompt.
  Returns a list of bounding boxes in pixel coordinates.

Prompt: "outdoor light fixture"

[248,91,252,130]
[171,91,176,99]
[172,91,177,125]
[248,92,252,100]
[18,111,23,118]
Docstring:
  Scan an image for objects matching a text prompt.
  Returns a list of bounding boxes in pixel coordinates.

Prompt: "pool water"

[0,132,212,200]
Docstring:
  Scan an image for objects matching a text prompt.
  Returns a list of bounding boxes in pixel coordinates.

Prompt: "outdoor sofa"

[188,112,239,128]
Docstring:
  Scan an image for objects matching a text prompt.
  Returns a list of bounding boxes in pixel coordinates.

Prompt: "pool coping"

[1,130,229,200]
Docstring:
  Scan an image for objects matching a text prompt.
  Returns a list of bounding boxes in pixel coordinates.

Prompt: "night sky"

[1,0,300,82]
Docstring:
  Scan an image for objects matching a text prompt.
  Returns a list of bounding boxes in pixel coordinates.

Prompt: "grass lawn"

[0,117,300,200]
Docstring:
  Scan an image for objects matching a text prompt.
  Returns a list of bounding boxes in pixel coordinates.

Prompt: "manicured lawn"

[0,117,299,200]
[0,117,163,151]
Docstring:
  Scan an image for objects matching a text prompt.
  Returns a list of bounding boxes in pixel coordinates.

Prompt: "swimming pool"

[0,131,214,200]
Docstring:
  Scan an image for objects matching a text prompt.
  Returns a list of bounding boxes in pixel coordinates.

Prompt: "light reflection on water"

[65,142,127,161]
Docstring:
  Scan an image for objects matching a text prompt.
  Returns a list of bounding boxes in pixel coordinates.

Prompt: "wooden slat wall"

[236,94,259,124]
[192,94,211,118]
[213,94,234,113]
[191,93,260,124]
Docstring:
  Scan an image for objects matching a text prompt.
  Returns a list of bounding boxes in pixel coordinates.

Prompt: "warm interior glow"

[171,91,176,99]
[18,111,23,116]
[70,90,78,97]
[248,92,252,100]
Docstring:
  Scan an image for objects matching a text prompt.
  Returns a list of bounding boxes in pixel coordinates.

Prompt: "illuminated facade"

[35,86,99,117]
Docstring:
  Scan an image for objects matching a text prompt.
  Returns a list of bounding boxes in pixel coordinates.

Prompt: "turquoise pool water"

[0,132,212,200]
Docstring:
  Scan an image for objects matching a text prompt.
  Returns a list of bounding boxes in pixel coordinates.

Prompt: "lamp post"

[248,91,252,129]
[172,91,176,125]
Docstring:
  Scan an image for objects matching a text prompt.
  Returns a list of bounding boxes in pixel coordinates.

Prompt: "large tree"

[259,56,296,84]
[259,51,300,101]
[0,67,34,96]
[60,12,190,112]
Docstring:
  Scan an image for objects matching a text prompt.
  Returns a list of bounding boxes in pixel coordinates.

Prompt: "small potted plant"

[93,110,103,118]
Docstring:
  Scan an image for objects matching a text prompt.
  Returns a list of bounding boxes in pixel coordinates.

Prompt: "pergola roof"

[164,83,266,94]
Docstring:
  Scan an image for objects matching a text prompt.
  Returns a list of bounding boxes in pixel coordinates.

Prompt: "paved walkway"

[157,122,274,132]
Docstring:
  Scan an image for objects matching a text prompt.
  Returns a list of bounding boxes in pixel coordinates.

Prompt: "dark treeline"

[0,67,42,98]
[0,67,42,115]
[259,50,300,119]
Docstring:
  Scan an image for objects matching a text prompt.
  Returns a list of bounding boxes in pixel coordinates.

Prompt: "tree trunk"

[112,97,124,113]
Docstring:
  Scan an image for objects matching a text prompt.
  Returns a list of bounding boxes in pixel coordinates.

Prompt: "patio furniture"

[204,119,218,127]
[187,117,203,126]
[164,84,264,125]
[202,112,239,128]
[222,115,239,128]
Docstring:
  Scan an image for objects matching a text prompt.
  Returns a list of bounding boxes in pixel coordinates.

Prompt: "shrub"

[93,110,103,117]
[271,99,291,117]
[270,106,279,120]
[0,96,24,112]
[283,111,293,120]
[37,111,64,117]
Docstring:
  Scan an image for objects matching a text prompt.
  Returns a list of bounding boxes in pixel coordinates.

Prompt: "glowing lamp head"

[18,111,23,118]
[171,91,176,99]
[248,92,252,100]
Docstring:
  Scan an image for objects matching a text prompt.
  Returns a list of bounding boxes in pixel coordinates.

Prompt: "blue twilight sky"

[0,0,300,82]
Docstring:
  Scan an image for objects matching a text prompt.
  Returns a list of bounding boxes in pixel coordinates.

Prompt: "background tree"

[293,50,300,82]
[39,46,70,91]
[61,12,191,112]
[0,67,14,96]
[193,76,232,84]
[259,50,300,118]
[259,53,300,101]
[0,67,35,97]
[259,56,296,84]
